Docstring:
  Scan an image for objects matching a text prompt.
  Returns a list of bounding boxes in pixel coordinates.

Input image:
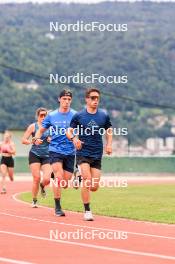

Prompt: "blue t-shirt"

[42,108,76,155]
[30,123,50,158]
[70,108,112,159]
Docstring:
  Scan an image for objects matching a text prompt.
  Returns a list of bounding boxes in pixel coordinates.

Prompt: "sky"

[0,0,175,4]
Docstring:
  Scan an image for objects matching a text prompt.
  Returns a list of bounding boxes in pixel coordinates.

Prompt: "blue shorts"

[49,152,75,173]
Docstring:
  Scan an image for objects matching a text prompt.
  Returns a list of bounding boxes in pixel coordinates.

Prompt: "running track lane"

[0,181,175,264]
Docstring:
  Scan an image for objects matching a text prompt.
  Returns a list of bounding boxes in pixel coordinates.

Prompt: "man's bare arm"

[105,127,113,155]
[66,127,83,150]
[66,127,74,140]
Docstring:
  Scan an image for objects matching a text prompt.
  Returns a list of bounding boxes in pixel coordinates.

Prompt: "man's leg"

[51,162,65,216]
[62,154,74,189]
[40,163,52,197]
[90,168,101,192]
[62,170,73,189]
[79,163,94,220]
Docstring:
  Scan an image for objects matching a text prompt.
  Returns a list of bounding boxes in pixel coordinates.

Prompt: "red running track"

[0,181,175,264]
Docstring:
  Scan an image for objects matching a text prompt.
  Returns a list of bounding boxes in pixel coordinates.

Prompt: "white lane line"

[12,192,53,210]
[0,230,175,261]
[13,191,175,227]
[1,211,175,242]
[0,257,35,264]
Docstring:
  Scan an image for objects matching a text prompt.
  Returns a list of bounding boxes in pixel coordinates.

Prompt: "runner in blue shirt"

[35,89,76,216]
[67,88,113,221]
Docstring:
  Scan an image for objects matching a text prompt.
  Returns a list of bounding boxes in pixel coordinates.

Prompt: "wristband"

[70,135,76,141]
[33,137,41,143]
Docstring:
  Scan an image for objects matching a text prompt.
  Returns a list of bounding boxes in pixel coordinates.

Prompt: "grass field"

[19,184,175,224]
[15,156,175,173]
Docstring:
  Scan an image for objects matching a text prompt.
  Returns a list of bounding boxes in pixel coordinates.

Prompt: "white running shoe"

[84,211,94,221]
[32,200,38,208]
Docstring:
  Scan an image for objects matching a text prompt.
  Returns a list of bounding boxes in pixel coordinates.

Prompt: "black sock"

[40,183,44,188]
[55,198,61,210]
[33,198,37,202]
[84,203,90,211]
[78,175,82,182]
[51,172,55,179]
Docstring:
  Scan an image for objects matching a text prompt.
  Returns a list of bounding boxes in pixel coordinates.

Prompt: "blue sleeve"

[70,113,79,128]
[104,114,112,130]
[42,114,51,129]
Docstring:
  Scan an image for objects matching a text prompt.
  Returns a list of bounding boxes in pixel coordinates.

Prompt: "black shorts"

[49,152,75,173]
[1,156,14,168]
[29,151,50,165]
[76,156,102,170]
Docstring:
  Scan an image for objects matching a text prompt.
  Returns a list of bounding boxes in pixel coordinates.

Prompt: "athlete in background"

[22,107,52,207]
[0,131,16,194]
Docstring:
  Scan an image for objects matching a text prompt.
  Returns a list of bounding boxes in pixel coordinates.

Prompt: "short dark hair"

[85,88,101,98]
[59,89,72,98]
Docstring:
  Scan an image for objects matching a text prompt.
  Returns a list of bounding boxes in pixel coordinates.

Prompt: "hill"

[0,2,175,144]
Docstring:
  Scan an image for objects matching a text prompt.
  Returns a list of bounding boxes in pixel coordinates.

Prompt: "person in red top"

[0,131,16,194]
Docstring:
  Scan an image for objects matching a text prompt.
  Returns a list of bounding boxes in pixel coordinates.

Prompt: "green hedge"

[14,156,175,173]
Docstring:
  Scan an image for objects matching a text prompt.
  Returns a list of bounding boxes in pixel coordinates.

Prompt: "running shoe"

[40,183,46,198]
[84,211,94,221]
[1,187,6,194]
[55,208,65,217]
[32,200,38,208]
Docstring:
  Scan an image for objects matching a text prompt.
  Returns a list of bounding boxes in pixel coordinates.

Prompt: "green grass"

[19,184,175,224]
[15,156,175,173]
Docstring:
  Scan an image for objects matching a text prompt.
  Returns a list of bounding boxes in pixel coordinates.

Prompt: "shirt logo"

[87,120,98,128]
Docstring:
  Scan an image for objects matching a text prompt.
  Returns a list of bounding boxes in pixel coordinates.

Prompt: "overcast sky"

[0,0,175,4]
